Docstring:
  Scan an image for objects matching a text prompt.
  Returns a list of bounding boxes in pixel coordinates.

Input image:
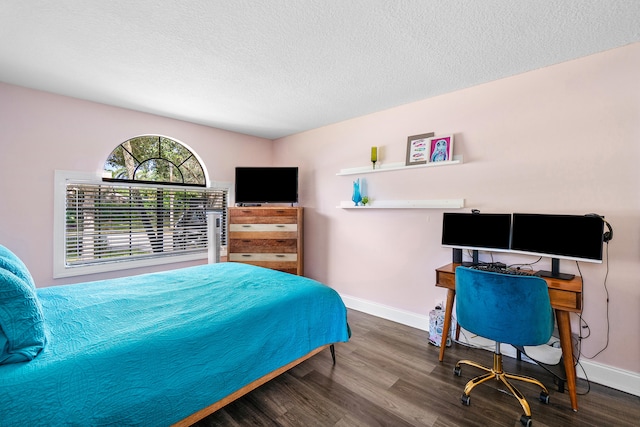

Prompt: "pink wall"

[1,43,638,378]
[0,83,273,285]
[274,43,640,374]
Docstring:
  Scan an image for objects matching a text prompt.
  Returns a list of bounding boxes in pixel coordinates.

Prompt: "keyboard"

[468,264,534,276]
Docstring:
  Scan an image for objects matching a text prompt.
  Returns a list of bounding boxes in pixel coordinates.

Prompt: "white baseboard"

[341,294,430,331]
[340,293,640,397]
[577,359,640,397]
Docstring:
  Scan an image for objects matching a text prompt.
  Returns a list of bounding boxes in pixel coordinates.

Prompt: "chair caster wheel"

[453,366,462,376]
[520,414,532,426]
[539,391,550,404]
[461,393,470,406]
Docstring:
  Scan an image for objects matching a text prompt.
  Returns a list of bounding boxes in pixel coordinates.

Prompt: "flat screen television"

[441,212,512,264]
[234,167,298,205]
[510,213,605,279]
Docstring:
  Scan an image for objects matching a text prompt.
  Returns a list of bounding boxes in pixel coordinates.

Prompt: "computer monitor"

[441,213,512,264]
[510,213,605,279]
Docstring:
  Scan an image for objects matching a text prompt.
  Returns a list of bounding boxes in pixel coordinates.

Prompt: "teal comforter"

[0,262,349,426]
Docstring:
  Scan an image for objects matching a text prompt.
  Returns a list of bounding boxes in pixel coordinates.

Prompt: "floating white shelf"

[336,155,463,176]
[337,199,465,209]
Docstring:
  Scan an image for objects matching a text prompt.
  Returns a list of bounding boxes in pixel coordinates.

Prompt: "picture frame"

[428,134,454,163]
[405,132,434,166]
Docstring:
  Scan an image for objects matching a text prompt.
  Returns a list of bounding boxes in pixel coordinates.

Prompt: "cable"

[450,314,495,352]
[566,241,611,396]
[580,241,611,359]
[575,359,591,395]
[506,256,542,272]
[463,249,482,265]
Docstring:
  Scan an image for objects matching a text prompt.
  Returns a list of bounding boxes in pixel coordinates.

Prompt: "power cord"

[568,240,611,396]
[579,241,611,359]
[506,256,542,272]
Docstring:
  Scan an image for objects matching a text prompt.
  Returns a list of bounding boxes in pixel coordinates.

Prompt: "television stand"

[535,258,575,280]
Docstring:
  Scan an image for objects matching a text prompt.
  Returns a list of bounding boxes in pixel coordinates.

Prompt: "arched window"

[54,136,228,278]
[104,135,206,186]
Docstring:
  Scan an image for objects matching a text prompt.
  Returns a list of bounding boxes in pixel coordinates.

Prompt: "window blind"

[65,181,227,267]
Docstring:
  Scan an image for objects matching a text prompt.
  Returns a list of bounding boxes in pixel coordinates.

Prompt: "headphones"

[586,213,613,243]
[603,220,613,243]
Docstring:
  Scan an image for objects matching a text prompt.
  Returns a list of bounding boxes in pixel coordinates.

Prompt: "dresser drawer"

[231,215,298,224]
[229,238,297,253]
[229,253,297,262]
[227,258,299,275]
[230,208,298,218]
[229,224,298,240]
[229,224,298,232]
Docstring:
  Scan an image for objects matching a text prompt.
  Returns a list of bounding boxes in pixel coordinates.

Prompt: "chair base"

[454,350,549,426]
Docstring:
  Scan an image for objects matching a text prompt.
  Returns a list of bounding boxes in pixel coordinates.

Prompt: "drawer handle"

[242,240,251,243]
[276,225,285,228]
[276,210,285,213]
[242,225,252,228]
[276,254,285,257]
[241,210,252,213]
[241,254,252,258]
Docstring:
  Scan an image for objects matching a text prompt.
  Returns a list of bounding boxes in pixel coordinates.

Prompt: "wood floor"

[194,309,640,426]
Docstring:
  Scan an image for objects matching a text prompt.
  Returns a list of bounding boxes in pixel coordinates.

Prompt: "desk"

[435,263,582,411]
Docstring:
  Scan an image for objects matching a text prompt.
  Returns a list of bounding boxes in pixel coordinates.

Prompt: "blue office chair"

[453,266,554,427]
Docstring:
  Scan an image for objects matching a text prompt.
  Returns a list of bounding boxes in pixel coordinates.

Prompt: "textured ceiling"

[1,1,639,139]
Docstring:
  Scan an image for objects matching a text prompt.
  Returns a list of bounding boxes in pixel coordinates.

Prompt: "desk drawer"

[435,271,456,290]
[549,289,581,312]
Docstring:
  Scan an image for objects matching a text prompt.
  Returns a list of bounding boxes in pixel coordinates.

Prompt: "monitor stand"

[453,249,480,267]
[452,248,462,263]
[536,258,575,280]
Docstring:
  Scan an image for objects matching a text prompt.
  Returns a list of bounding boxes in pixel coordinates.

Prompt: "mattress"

[0,262,349,426]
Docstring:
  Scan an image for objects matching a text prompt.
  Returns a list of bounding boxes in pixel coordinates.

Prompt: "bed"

[0,245,349,426]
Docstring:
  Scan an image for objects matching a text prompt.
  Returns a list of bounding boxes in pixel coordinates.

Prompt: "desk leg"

[556,309,578,411]
[439,289,456,362]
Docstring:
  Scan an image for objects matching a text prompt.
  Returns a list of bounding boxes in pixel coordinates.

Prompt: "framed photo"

[405,132,434,166]
[428,135,454,163]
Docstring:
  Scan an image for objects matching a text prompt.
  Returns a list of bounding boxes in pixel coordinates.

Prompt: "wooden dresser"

[228,207,303,275]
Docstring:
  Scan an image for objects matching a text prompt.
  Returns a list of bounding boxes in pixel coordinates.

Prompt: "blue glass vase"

[352,178,362,206]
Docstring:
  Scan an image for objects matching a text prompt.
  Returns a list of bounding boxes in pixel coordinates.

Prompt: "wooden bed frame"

[173,344,332,426]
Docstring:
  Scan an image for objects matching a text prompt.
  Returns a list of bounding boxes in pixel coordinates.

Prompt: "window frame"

[53,170,230,278]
